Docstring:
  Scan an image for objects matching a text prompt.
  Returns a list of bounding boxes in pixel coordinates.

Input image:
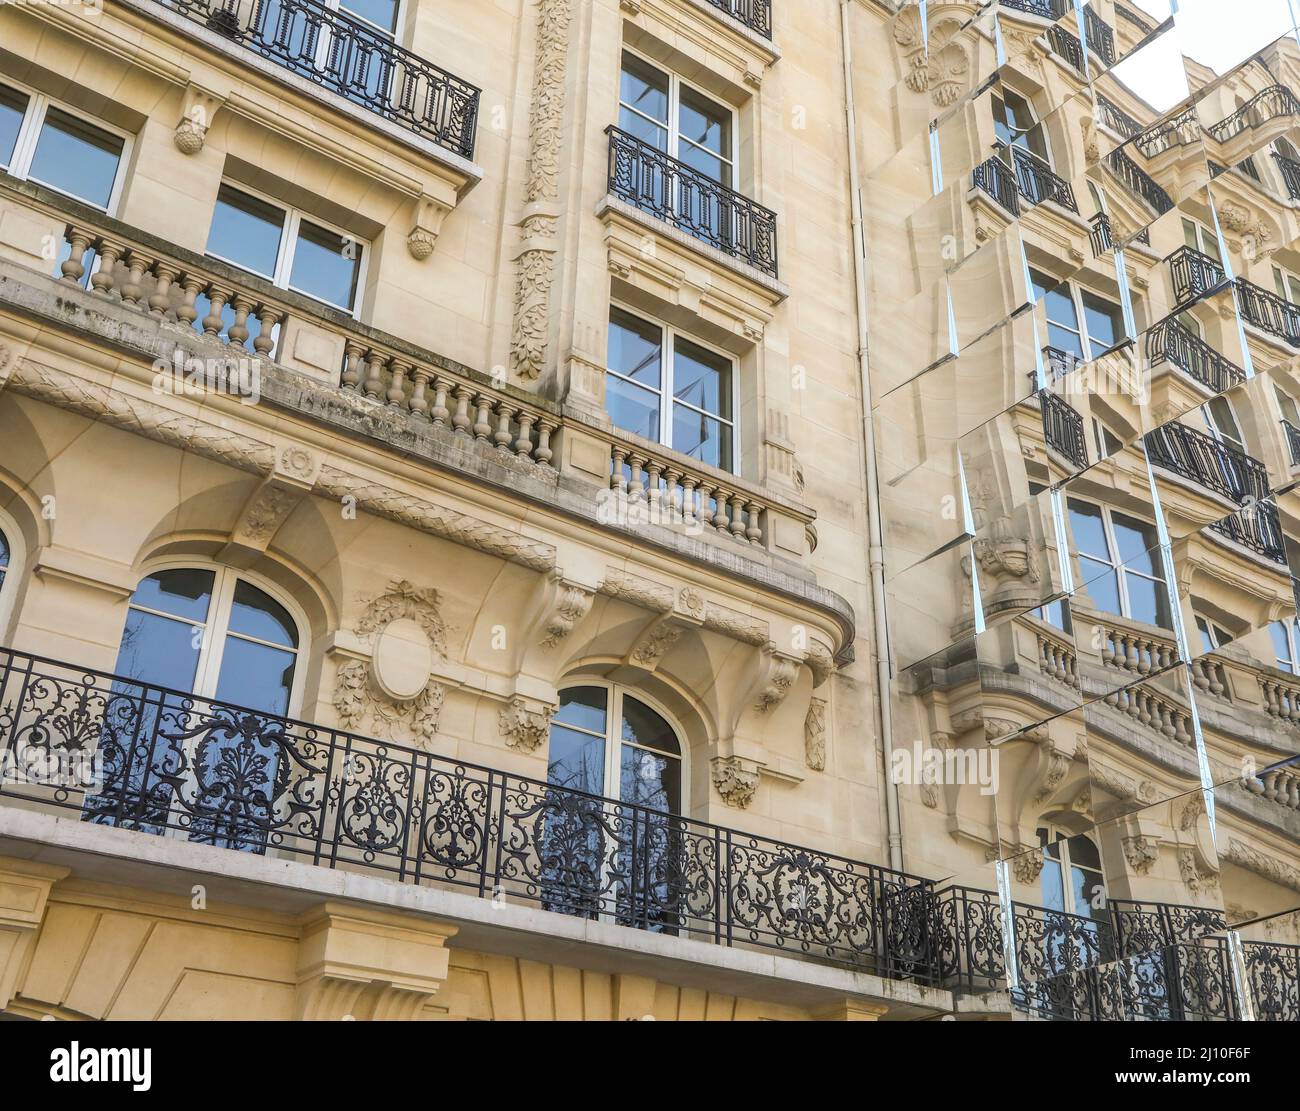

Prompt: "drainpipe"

[840,0,903,872]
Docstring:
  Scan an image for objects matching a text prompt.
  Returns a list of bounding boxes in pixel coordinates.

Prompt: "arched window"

[0,527,9,593]
[547,685,682,813]
[542,684,685,927]
[116,566,300,715]
[87,565,303,851]
[1037,823,1105,919]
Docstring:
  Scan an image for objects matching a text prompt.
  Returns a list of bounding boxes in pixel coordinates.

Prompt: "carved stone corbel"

[752,644,801,713]
[407,194,454,261]
[1122,834,1159,876]
[711,755,762,809]
[174,83,226,155]
[539,577,596,649]
[224,445,322,557]
[499,695,555,752]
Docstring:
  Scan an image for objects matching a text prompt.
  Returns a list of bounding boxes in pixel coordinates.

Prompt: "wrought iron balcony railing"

[1146,316,1246,394]
[1106,148,1175,216]
[160,0,480,159]
[1166,245,1227,306]
[1047,24,1085,71]
[0,644,1297,1017]
[1275,151,1300,200]
[1087,211,1149,255]
[704,0,771,37]
[1144,420,1286,562]
[1207,84,1300,143]
[1040,388,1088,468]
[998,0,1067,18]
[1097,95,1143,140]
[1236,278,1300,346]
[0,646,926,975]
[1115,3,1157,36]
[606,126,779,278]
[972,147,1077,215]
[1285,418,1300,467]
[1083,6,1116,67]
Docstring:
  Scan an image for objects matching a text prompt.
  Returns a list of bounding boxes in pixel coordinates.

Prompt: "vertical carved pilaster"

[510,0,571,380]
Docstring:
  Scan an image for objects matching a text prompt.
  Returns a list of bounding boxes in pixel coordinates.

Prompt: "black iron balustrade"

[1275,151,1300,200]
[1146,316,1246,394]
[703,0,771,37]
[998,0,1067,17]
[1166,245,1227,306]
[0,646,929,972]
[972,152,1020,215]
[1107,148,1174,216]
[1046,24,1085,72]
[1115,3,1157,36]
[1208,84,1300,143]
[1040,388,1088,468]
[1144,420,1286,562]
[1011,147,1078,211]
[928,885,1007,994]
[1132,107,1199,159]
[158,0,480,158]
[1284,418,1300,467]
[1235,277,1300,346]
[1110,898,1226,957]
[1243,939,1300,1020]
[1097,95,1142,140]
[1083,6,1116,67]
[606,126,779,278]
[1088,212,1150,255]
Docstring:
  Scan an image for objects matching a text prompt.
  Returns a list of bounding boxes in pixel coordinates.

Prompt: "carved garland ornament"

[510,0,571,380]
[893,9,970,108]
[804,698,827,772]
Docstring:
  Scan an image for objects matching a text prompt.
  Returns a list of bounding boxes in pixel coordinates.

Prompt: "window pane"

[1112,513,1159,569]
[214,638,295,716]
[672,404,732,470]
[0,527,8,570]
[619,53,669,128]
[620,744,679,813]
[621,696,679,756]
[207,185,284,278]
[672,338,731,416]
[1270,621,1293,666]
[608,308,662,387]
[28,107,123,209]
[678,141,729,186]
[1081,291,1122,351]
[115,608,203,693]
[1082,562,1121,614]
[554,686,608,735]
[1039,857,1066,912]
[1124,573,1169,626]
[1206,396,1243,446]
[1068,500,1111,560]
[679,85,730,158]
[340,0,398,33]
[546,724,605,794]
[0,84,28,169]
[617,107,668,150]
[130,569,216,623]
[1046,323,1085,360]
[1043,285,1080,330]
[289,219,362,310]
[608,376,661,442]
[228,580,298,648]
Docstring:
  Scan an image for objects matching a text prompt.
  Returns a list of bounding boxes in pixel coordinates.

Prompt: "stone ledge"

[0,805,954,1018]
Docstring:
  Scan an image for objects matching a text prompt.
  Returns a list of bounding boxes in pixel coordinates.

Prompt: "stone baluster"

[452,387,473,436]
[494,406,515,452]
[680,474,698,527]
[90,239,124,297]
[254,306,282,357]
[663,468,682,524]
[362,351,387,399]
[473,395,493,440]
[387,360,411,409]
[711,487,731,535]
[611,446,629,493]
[149,263,178,319]
[202,285,230,338]
[430,378,451,427]
[227,293,254,349]
[515,411,536,460]
[645,458,664,519]
[60,228,93,284]
[745,500,763,545]
[119,252,152,309]
[729,493,747,541]
[535,420,555,467]
[1173,711,1191,746]
[407,369,431,419]
[341,340,366,390]
[627,454,646,501]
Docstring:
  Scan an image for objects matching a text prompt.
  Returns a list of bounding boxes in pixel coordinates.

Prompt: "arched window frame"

[1037,821,1106,919]
[552,679,690,811]
[0,503,25,643]
[122,559,308,718]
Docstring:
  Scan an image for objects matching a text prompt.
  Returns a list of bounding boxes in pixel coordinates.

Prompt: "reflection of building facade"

[0,0,1294,1022]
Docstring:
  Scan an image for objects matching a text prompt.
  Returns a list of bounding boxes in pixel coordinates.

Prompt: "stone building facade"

[0,0,1294,1021]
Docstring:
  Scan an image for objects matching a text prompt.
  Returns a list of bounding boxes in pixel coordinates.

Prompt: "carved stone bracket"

[711,755,762,809]
[174,83,226,155]
[752,644,800,713]
[499,695,555,751]
[539,576,596,649]
[407,194,454,261]
[226,444,322,556]
[1122,834,1159,876]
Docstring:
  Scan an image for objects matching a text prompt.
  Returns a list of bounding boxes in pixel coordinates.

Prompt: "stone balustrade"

[1036,628,1079,689]
[1246,764,1300,812]
[1100,624,1179,677]
[1101,683,1194,745]
[1259,674,1300,724]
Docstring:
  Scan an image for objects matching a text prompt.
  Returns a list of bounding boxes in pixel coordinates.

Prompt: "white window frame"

[1194,614,1231,653]
[0,504,25,644]
[607,302,740,473]
[1068,499,1169,626]
[618,47,739,184]
[1201,394,1245,452]
[1037,823,1106,918]
[205,180,370,317]
[1032,270,1124,363]
[551,680,688,811]
[1182,216,1222,263]
[994,87,1053,168]
[0,78,131,214]
[1273,262,1300,306]
[123,561,307,717]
